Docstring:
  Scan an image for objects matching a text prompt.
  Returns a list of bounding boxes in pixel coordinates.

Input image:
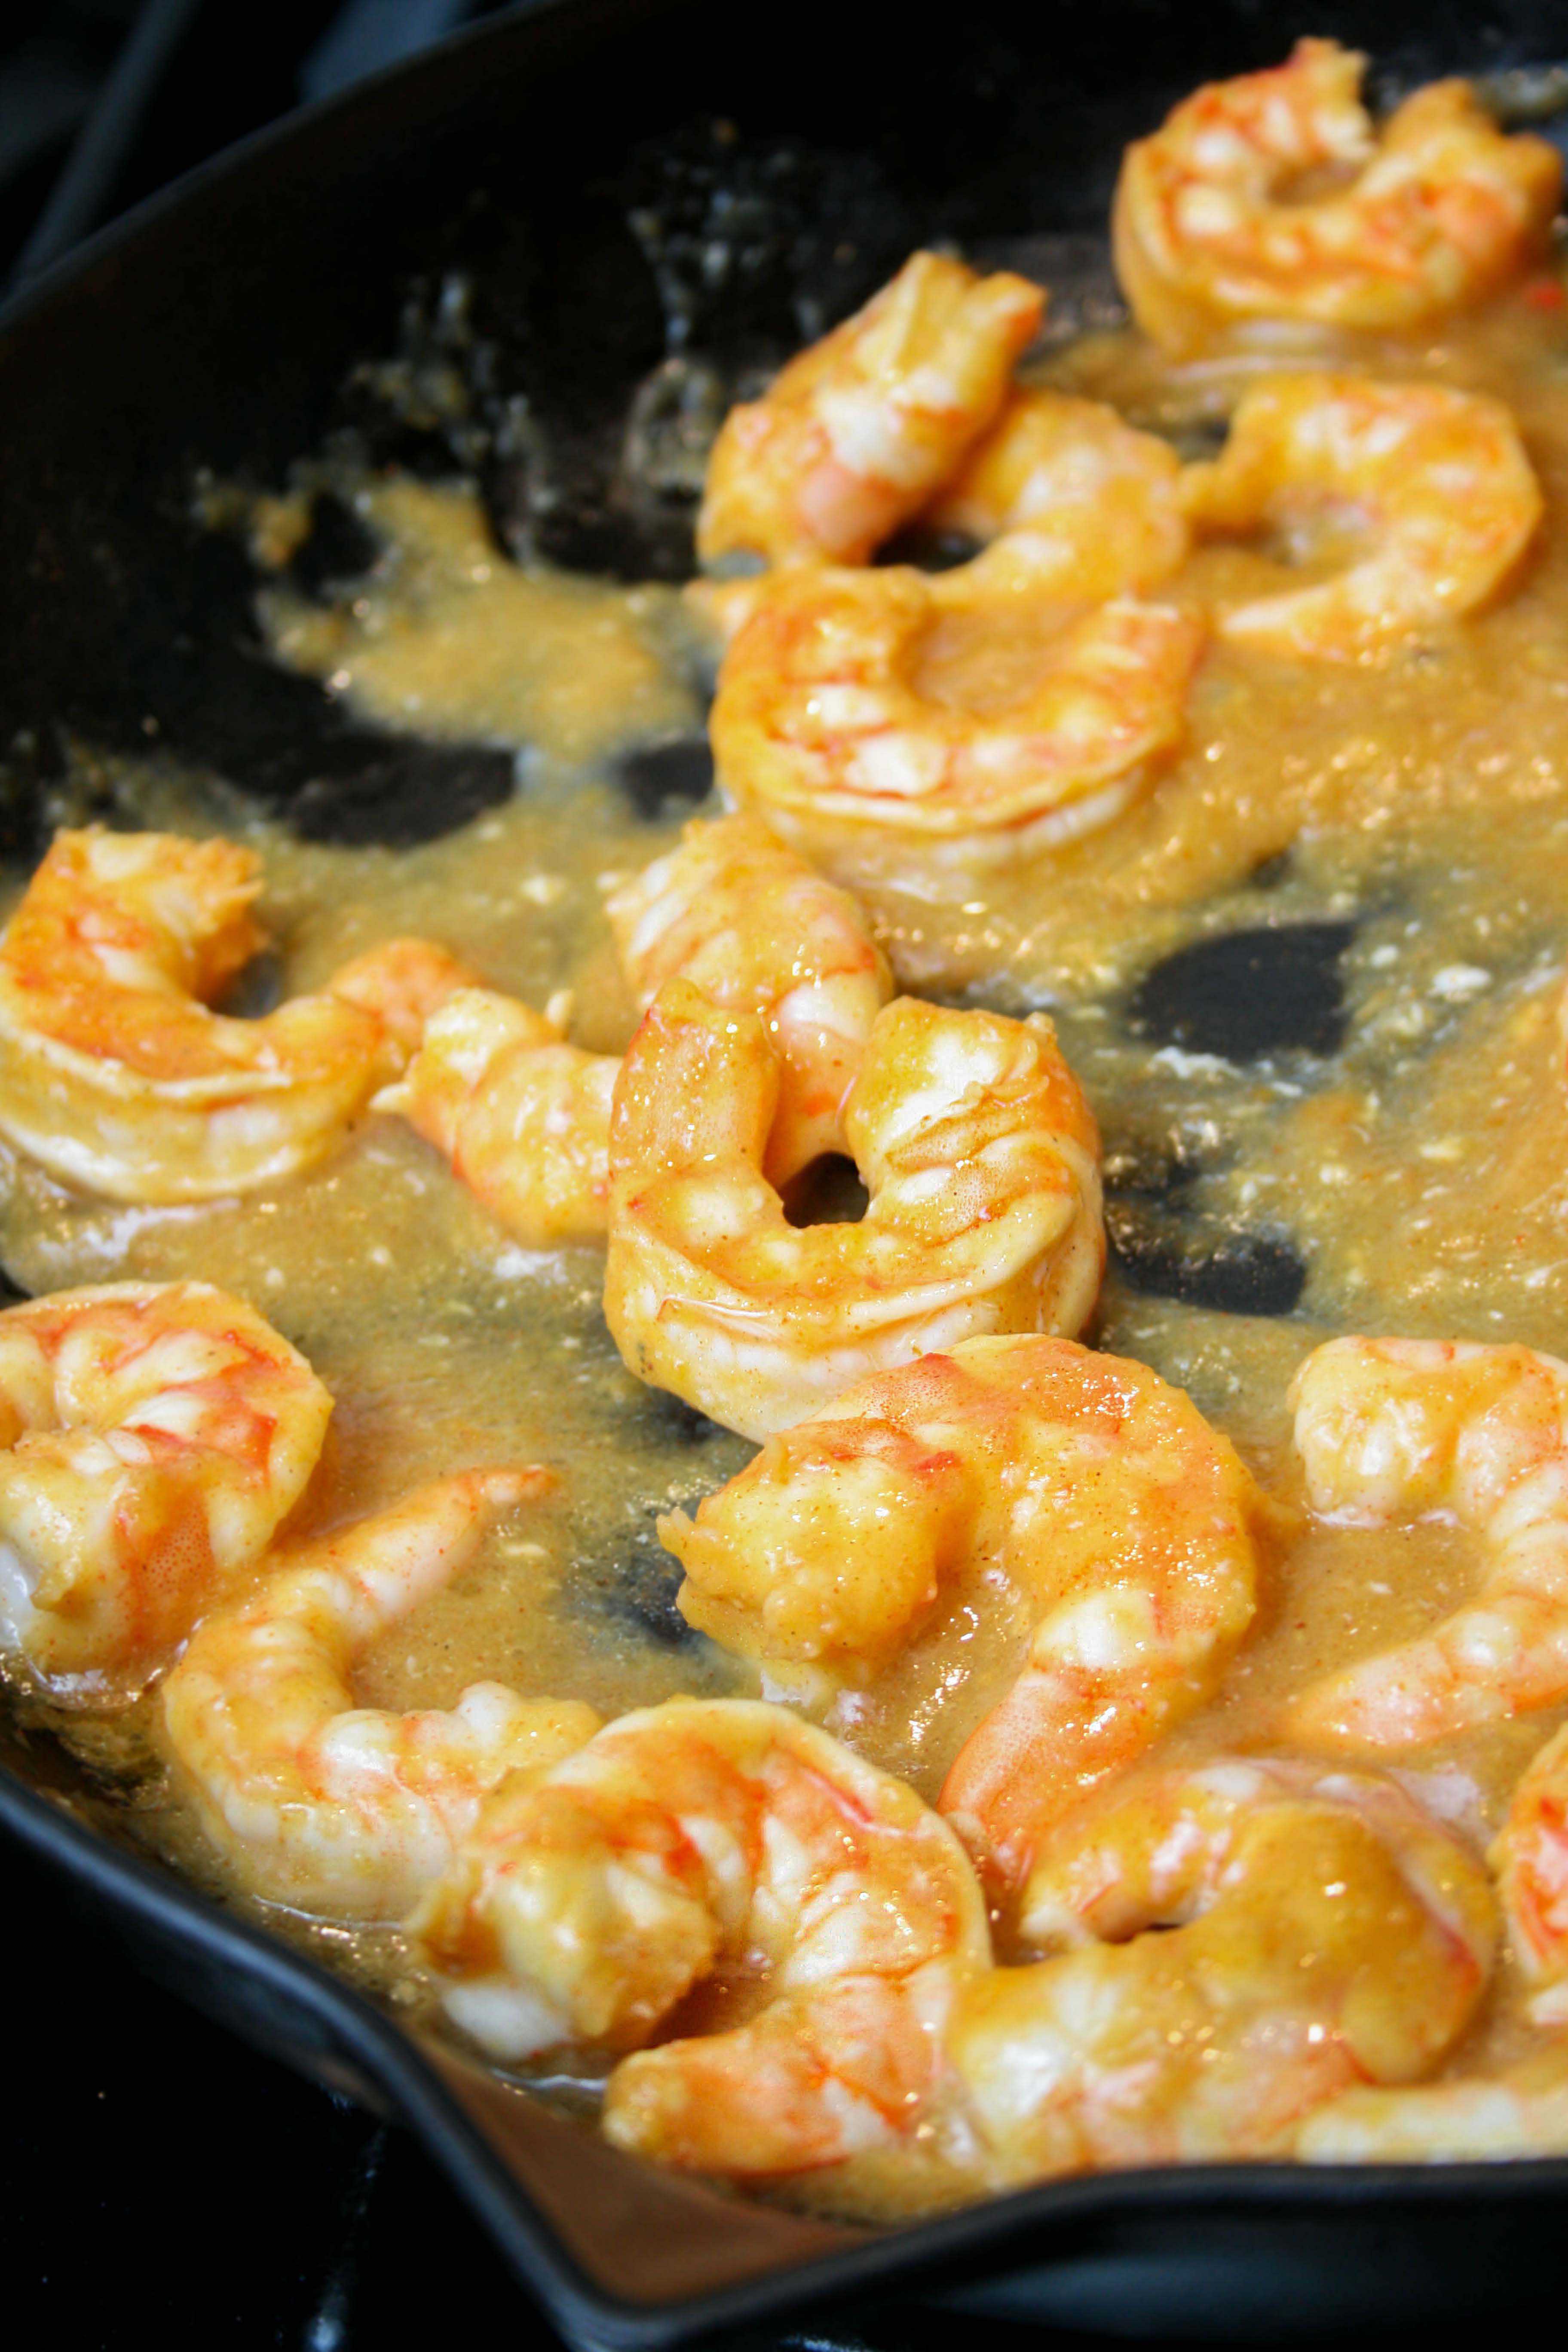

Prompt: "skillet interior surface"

[5,0,1568,2338]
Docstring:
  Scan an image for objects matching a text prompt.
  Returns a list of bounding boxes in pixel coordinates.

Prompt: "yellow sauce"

[257,477,697,765]
[7,280,1568,2203]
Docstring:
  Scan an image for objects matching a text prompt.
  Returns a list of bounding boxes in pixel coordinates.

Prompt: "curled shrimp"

[379,818,891,1240]
[605,812,892,1185]
[1298,1726,1568,2159]
[710,565,1204,891]
[663,1336,1269,1893]
[1182,372,1542,659]
[924,387,1191,600]
[697,252,1044,569]
[1283,1338,1568,1749]
[604,981,1104,1442]
[412,1695,990,2179]
[688,392,1188,639]
[161,1468,600,1920]
[0,1281,331,1693]
[374,988,618,1249]
[1113,40,1562,354]
[948,1759,1495,2184]
[0,828,473,1201]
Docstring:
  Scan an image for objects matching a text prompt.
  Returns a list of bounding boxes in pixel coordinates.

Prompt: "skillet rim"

[11,1752,1568,2352]
[4,0,1568,2337]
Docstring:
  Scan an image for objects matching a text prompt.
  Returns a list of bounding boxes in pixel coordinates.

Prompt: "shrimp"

[667,1335,1271,1894]
[604,981,1104,1442]
[1490,1719,1568,2024]
[1182,373,1542,659]
[948,1759,1496,2185]
[924,387,1192,600]
[605,813,892,1185]
[1298,1720,1568,2159]
[710,565,1204,891]
[0,1281,331,1692]
[1284,1338,1568,1749]
[161,1468,600,1920]
[696,252,1044,569]
[1112,40,1562,354]
[374,988,617,1248]
[0,828,474,1201]
[411,1695,991,2179]
[1297,2044,1568,2162]
[379,818,891,1237]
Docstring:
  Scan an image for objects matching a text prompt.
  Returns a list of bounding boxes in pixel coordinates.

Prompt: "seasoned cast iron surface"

[5,0,1566,856]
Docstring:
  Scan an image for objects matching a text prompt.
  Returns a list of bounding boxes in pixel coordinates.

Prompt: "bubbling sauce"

[6,280,1568,2197]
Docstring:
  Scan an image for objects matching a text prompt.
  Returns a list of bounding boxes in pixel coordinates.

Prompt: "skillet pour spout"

[6,0,1568,2339]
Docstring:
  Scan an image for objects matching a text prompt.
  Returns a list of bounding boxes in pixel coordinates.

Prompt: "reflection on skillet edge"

[11,27,1568,2225]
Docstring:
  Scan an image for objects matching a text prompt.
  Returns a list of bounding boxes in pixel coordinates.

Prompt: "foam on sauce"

[6,281,1568,2205]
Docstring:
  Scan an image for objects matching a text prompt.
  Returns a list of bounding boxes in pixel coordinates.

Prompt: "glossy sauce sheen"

[8,285,1568,2179]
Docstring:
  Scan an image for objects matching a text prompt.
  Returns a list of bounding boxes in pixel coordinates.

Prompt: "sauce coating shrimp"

[697,252,1043,569]
[1297,1719,1568,2161]
[1113,40,1562,354]
[412,1696,990,2179]
[664,1338,1270,1899]
[0,1281,331,1692]
[1297,2044,1568,2162]
[949,1759,1496,2184]
[1284,1338,1568,1749]
[1183,373,1542,659]
[162,1468,600,1920]
[374,988,617,1248]
[379,818,891,1237]
[711,566,1204,891]
[605,982,1104,1441]
[1491,1719,1568,2025]
[0,828,473,1201]
[605,813,892,1185]
[924,387,1191,600]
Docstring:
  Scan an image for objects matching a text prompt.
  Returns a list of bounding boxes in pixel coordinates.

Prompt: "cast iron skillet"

[3,0,1568,2340]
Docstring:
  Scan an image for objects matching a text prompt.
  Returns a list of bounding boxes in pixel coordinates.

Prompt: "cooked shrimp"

[924,387,1191,600]
[1304,1726,1568,2153]
[412,1696,990,2178]
[1285,1338,1568,1749]
[328,933,479,1059]
[0,1281,331,1692]
[664,1341,1268,1874]
[1182,373,1541,659]
[691,391,1187,637]
[697,252,1044,569]
[948,1759,1495,2184]
[374,988,617,1248]
[1298,2045,1568,2162]
[681,572,774,653]
[606,813,891,1185]
[604,981,1104,1441]
[162,1469,600,1920]
[1113,39,1562,353]
[380,818,891,1237]
[1491,1719,1568,2024]
[710,565,1204,890]
[0,828,473,1201]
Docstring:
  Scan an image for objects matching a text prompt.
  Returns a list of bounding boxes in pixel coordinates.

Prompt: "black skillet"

[2,0,1568,2340]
